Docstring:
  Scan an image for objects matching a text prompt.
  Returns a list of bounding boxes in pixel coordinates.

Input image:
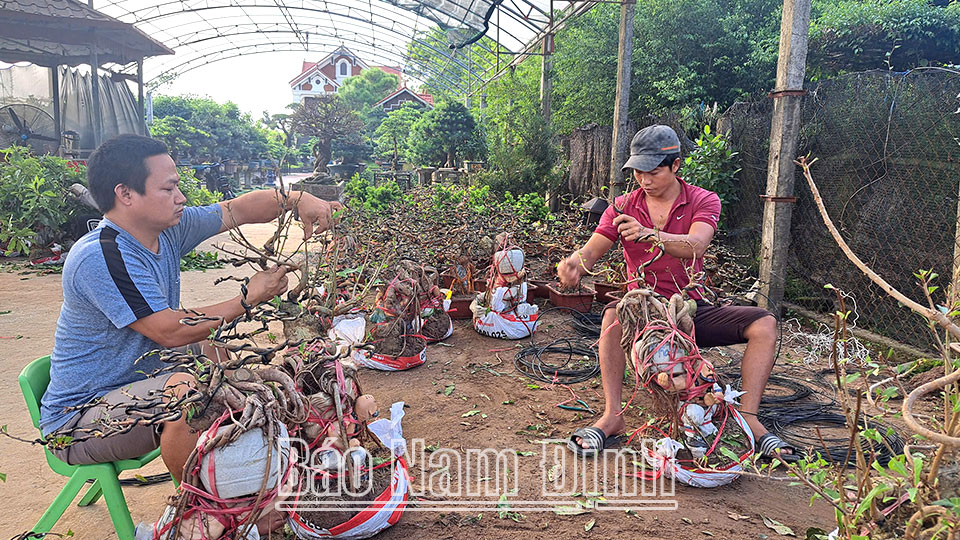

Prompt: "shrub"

[0,147,86,255]
[178,167,221,207]
[345,174,403,213]
[682,124,740,227]
[504,191,552,224]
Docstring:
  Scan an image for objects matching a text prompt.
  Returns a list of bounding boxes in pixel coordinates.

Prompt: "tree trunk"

[393,138,399,171]
[314,138,332,173]
[446,150,455,168]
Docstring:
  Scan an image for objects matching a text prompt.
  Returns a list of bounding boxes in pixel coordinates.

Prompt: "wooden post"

[51,66,61,155]
[757,0,812,312]
[90,48,102,149]
[609,0,636,199]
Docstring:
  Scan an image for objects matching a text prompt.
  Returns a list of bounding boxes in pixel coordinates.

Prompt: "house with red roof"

[290,46,434,107]
[374,87,435,111]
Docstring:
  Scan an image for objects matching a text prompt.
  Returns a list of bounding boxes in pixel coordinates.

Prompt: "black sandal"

[568,427,621,456]
[755,432,803,463]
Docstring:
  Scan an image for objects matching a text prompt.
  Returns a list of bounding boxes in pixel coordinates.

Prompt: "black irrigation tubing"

[514,338,600,384]
[770,411,905,467]
[717,371,815,404]
[513,306,603,384]
[718,355,904,467]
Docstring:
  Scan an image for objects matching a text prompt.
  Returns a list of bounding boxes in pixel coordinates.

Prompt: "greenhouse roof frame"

[90,0,602,96]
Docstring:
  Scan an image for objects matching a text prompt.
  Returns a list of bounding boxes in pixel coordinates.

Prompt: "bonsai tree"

[374,103,423,170]
[408,100,485,167]
[290,94,363,174]
[338,68,400,113]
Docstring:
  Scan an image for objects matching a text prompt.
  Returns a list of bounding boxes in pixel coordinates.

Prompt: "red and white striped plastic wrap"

[330,314,427,371]
[641,406,755,489]
[357,346,427,371]
[286,401,410,539]
[286,458,410,540]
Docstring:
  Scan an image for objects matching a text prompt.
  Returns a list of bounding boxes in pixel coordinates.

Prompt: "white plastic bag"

[472,299,539,340]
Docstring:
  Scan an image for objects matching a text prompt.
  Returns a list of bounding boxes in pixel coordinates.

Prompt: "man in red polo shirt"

[558,124,796,462]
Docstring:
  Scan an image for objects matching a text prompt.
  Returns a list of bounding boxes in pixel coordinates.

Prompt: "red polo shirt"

[594,178,720,300]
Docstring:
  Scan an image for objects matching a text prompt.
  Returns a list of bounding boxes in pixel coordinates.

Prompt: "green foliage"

[809,0,960,76]
[290,94,364,171]
[149,116,210,162]
[549,5,621,134]
[337,68,400,113]
[345,174,403,213]
[481,109,560,195]
[682,124,740,226]
[180,250,224,272]
[408,100,486,167]
[177,167,221,207]
[0,147,85,255]
[331,138,372,165]
[150,95,272,162]
[630,0,780,117]
[430,183,493,216]
[375,104,424,168]
[503,191,552,224]
[546,0,781,134]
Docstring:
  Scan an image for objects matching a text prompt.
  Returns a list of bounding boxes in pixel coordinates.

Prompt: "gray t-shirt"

[40,204,223,434]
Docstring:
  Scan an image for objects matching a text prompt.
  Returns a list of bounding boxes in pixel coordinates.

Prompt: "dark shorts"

[604,299,772,348]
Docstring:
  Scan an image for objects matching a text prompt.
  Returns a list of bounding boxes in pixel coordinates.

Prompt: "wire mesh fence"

[721,68,960,352]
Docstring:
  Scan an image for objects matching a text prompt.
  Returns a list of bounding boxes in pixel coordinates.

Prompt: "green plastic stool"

[18,355,163,540]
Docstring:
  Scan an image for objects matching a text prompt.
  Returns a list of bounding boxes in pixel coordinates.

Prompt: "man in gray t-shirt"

[39,134,340,483]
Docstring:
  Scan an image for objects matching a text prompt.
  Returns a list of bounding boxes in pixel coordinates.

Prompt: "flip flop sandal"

[755,432,803,463]
[568,426,621,456]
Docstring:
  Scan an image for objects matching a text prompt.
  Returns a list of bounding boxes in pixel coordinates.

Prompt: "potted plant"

[591,261,628,303]
[441,263,481,320]
[546,282,596,313]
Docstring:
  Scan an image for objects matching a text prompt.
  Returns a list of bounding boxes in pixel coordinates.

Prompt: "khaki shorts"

[50,372,179,465]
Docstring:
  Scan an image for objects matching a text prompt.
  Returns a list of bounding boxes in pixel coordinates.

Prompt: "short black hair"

[87,134,169,212]
[657,153,682,170]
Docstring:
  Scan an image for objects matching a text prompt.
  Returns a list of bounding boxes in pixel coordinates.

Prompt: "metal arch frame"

[387,0,549,34]
[90,0,571,97]
[132,4,502,72]
[132,27,508,92]
[157,20,503,76]
[103,0,545,44]
[127,2,530,55]
[144,40,470,94]
[149,45,466,95]
[137,28,476,92]
[114,2,514,86]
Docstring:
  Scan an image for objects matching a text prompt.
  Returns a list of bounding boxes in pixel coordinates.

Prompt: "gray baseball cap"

[621,125,681,172]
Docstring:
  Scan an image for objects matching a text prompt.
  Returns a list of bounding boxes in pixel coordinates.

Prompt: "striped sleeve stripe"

[99,227,156,319]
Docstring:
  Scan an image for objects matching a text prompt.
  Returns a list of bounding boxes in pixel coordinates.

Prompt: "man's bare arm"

[614,215,716,260]
[217,189,342,239]
[557,233,616,287]
[128,266,288,348]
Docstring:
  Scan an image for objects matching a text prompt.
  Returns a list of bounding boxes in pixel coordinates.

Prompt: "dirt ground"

[0,223,839,539]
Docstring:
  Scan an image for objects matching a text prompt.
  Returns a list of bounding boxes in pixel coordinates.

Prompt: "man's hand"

[557,254,583,288]
[246,265,289,304]
[614,214,657,243]
[296,195,344,240]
